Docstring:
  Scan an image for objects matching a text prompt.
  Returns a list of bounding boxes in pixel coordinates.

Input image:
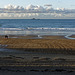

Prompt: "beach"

[0,35,75,75]
[0,35,75,53]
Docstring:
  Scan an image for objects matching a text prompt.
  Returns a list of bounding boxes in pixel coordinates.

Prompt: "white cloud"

[3,4,75,13]
[0,13,39,18]
[0,12,75,19]
[4,4,24,10]
[25,4,35,10]
[25,4,45,12]
[0,4,74,19]
[56,8,65,11]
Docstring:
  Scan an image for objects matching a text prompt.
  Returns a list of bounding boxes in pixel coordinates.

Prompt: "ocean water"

[0,19,75,37]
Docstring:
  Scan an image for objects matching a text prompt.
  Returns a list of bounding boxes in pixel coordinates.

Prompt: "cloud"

[0,13,39,19]
[3,4,46,13]
[44,4,52,6]
[25,4,37,10]
[4,4,45,11]
[3,4,75,13]
[25,4,45,12]
[4,4,24,10]
[0,4,75,19]
[0,12,75,19]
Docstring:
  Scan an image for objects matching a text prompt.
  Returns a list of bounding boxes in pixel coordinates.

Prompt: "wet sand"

[69,35,75,38]
[0,48,75,75]
[0,35,75,54]
[0,66,75,75]
[0,35,75,75]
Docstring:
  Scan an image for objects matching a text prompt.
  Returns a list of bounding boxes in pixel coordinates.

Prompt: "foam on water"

[1,27,75,31]
[0,19,75,39]
[0,28,75,35]
[0,28,75,39]
[27,27,75,31]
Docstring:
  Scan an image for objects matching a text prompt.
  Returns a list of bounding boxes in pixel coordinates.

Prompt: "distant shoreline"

[0,34,75,39]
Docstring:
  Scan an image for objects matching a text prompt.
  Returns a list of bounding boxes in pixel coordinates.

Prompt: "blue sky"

[0,0,75,9]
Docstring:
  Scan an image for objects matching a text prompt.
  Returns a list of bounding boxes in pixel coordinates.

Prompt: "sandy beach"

[0,35,75,75]
[0,35,75,54]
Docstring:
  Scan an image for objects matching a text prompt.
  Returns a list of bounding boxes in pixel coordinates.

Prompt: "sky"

[0,0,75,9]
[0,0,75,19]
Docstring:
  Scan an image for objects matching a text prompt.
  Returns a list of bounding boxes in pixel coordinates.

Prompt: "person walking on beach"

[5,35,8,39]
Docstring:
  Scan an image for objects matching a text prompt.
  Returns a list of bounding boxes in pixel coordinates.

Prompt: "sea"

[0,19,75,39]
